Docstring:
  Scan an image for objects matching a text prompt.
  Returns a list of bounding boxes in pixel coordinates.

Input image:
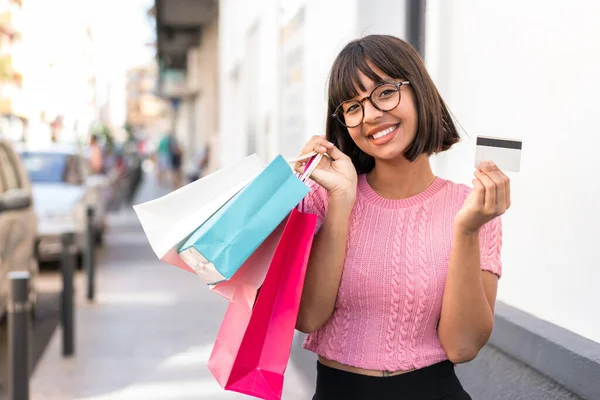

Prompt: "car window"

[20,152,68,183]
[0,145,20,190]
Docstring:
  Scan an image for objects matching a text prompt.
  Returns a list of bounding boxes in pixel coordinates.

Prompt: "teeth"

[371,125,397,140]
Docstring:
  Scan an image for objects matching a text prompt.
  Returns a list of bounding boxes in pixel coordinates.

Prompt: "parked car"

[17,144,109,264]
[0,139,38,317]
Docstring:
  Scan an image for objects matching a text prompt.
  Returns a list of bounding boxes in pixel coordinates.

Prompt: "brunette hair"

[326,35,460,174]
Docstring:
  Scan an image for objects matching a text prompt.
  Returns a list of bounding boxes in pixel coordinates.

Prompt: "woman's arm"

[293,135,358,334]
[296,196,354,333]
[438,230,498,363]
[439,160,509,363]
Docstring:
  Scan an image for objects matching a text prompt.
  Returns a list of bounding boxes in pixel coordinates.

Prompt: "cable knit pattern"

[397,206,417,365]
[384,208,406,369]
[410,200,431,363]
[303,174,503,371]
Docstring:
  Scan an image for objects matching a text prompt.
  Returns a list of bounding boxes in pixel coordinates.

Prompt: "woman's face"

[345,61,418,162]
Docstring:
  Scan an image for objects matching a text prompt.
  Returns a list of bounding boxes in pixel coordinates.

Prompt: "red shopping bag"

[207,207,317,400]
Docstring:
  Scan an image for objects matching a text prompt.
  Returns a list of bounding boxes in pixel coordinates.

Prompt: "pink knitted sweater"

[302,174,503,372]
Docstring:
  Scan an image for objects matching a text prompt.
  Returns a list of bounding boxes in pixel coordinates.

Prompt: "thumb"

[324,143,346,161]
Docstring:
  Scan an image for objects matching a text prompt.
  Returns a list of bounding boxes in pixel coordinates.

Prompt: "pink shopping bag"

[208,207,317,400]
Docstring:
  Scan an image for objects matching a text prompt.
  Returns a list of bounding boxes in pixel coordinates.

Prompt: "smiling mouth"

[369,124,398,140]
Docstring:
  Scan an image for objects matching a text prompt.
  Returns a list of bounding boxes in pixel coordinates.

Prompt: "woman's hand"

[454,161,511,235]
[294,135,358,203]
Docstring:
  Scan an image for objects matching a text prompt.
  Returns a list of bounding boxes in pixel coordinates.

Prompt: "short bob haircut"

[325,35,460,174]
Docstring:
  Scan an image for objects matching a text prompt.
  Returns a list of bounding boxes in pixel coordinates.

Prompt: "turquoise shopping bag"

[177,155,310,284]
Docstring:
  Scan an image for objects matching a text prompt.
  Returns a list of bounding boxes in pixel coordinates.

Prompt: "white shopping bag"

[133,154,264,273]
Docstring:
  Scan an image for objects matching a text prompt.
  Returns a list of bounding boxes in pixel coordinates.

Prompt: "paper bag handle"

[287,152,324,183]
[295,152,324,213]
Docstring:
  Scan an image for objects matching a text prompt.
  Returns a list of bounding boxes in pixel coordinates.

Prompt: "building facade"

[155,1,600,396]
[126,64,171,140]
[154,0,219,176]
[0,0,26,141]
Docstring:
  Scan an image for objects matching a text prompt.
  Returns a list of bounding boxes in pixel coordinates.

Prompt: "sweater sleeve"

[300,178,329,233]
[478,215,503,278]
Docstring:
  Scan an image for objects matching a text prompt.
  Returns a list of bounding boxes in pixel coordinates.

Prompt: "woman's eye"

[344,104,360,114]
[379,89,397,98]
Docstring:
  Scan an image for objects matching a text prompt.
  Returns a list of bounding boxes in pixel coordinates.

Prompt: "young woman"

[294,35,510,400]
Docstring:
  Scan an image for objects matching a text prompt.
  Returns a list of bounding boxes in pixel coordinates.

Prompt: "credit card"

[474,136,522,172]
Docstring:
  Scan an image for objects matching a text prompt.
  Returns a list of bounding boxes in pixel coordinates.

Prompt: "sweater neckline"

[358,174,448,209]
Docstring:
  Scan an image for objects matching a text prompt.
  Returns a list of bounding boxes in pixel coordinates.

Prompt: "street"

[21,175,314,400]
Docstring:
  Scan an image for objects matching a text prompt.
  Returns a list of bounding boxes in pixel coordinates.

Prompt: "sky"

[23,0,156,127]
[85,0,156,126]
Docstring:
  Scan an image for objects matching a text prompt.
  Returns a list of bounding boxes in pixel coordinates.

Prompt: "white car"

[0,139,38,316]
[18,145,109,263]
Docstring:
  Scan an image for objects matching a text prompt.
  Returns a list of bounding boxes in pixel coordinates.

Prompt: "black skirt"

[312,360,472,400]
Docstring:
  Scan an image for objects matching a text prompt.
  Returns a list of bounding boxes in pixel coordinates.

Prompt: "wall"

[218,0,275,166]
[425,0,600,342]
[174,16,219,177]
[196,18,219,172]
[217,0,600,344]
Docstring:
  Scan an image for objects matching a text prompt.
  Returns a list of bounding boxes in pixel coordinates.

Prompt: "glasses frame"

[332,81,411,128]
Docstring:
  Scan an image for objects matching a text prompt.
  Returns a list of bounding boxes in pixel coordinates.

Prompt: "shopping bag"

[209,219,286,312]
[208,207,317,400]
[208,152,323,308]
[133,154,263,273]
[177,155,312,284]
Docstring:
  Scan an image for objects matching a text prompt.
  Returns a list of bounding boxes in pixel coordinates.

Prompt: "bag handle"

[286,152,325,183]
[295,152,324,213]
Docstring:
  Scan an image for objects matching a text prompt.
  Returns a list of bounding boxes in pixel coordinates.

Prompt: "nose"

[362,99,383,124]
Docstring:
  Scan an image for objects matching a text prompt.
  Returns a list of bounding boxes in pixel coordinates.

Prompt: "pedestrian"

[89,134,104,174]
[156,133,173,186]
[294,35,510,400]
[170,135,183,188]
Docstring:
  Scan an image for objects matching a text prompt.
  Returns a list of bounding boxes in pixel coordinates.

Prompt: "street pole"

[85,207,96,301]
[61,232,75,357]
[8,271,31,400]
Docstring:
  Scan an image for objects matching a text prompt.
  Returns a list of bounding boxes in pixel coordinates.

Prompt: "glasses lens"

[340,101,363,127]
[372,84,400,111]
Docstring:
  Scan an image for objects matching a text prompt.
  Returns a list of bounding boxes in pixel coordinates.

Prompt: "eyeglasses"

[332,81,410,128]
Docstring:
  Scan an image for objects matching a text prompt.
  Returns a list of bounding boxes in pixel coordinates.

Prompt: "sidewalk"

[30,176,315,400]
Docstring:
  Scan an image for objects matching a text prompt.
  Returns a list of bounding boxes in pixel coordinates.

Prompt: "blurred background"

[0,0,598,399]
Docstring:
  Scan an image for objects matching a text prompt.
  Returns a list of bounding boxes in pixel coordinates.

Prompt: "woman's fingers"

[295,135,339,170]
[470,177,485,208]
[474,167,497,216]
[490,162,511,209]
[479,162,506,213]
[479,161,510,213]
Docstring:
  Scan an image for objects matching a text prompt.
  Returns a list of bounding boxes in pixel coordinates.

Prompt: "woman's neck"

[366,155,436,200]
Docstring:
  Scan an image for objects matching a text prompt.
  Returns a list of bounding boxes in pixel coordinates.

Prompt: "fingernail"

[489,160,496,167]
